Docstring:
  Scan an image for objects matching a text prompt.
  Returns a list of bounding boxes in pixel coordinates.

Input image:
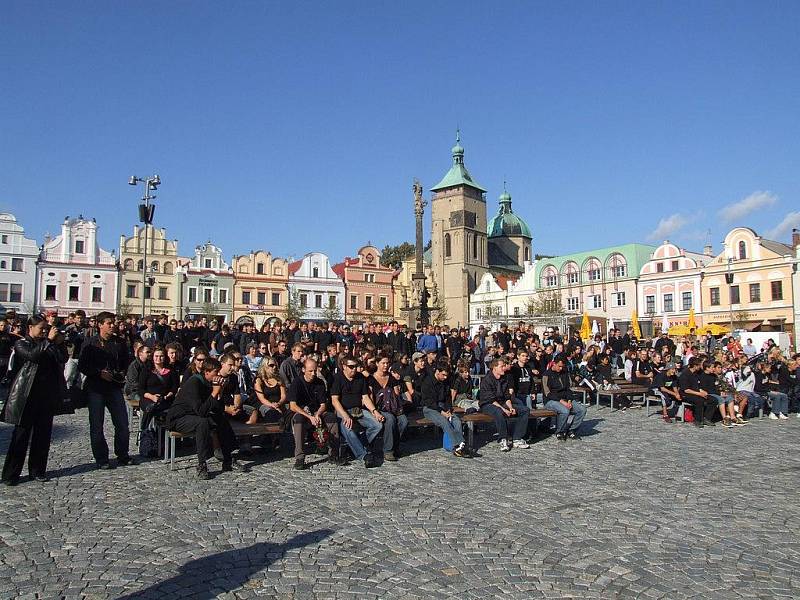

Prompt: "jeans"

[769,391,789,415]
[544,399,587,433]
[422,407,465,446]
[380,412,408,453]
[291,412,339,461]
[339,412,383,460]
[708,393,733,406]
[516,393,534,410]
[87,388,130,464]
[480,400,530,441]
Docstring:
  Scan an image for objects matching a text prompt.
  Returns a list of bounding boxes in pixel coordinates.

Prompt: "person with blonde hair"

[245,357,286,424]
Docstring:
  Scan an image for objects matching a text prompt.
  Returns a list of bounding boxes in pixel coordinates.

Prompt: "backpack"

[376,384,403,416]
[139,428,159,458]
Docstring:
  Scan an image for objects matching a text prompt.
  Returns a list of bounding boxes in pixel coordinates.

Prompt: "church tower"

[430,132,489,327]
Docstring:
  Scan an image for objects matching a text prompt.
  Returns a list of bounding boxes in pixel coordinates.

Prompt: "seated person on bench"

[543,357,586,441]
[478,357,531,452]
[420,363,474,458]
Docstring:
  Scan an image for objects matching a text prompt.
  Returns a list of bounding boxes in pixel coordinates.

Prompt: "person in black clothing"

[478,358,530,452]
[287,356,343,470]
[420,364,473,458]
[315,324,335,355]
[543,358,586,440]
[654,332,676,357]
[1,316,67,485]
[654,362,681,422]
[678,356,716,427]
[402,352,428,406]
[386,321,406,355]
[138,346,180,431]
[632,349,654,388]
[78,311,136,469]
[511,350,535,407]
[445,330,463,365]
[166,357,246,479]
[0,316,14,379]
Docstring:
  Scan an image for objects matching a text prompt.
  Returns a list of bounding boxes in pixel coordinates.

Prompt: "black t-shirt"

[316,330,335,352]
[445,336,463,361]
[286,375,328,413]
[330,372,368,410]
[699,371,719,394]
[678,369,700,398]
[654,370,678,392]
[511,364,533,396]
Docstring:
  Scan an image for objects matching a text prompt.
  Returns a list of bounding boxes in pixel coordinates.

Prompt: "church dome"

[487,189,531,238]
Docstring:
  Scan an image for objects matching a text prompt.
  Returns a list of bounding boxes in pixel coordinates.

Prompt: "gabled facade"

[37,216,119,316]
[119,225,180,318]
[181,242,234,323]
[0,213,39,316]
[637,241,709,330]
[333,245,394,323]
[700,227,795,333]
[288,252,345,322]
[469,272,517,331]
[231,251,289,327]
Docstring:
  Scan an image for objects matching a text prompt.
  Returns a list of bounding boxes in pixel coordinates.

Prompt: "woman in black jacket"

[2,315,67,486]
[138,346,179,431]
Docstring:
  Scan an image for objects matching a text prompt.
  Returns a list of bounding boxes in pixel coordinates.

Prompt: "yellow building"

[700,227,795,333]
[231,251,289,327]
[119,225,181,318]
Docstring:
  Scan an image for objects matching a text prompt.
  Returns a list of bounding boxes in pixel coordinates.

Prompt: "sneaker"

[567,431,581,440]
[453,445,469,458]
[735,416,747,426]
[196,462,211,480]
[499,439,511,452]
[384,451,398,462]
[31,474,51,482]
[512,439,530,449]
[662,415,672,424]
[96,462,114,470]
[213,449,225,462]
[722,418,734,428]
[779,413,789,420]
[293,458,306,471]
[221,460,248,473]
[117,455,138,466]
[769,413,779,420]
[555,432,567,441]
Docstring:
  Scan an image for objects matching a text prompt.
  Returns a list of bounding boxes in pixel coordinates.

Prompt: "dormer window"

[738,241,747,260]
[256,263,264,275]
[204,258,213,269]
[75,240,85,254]
[312,267,319,278]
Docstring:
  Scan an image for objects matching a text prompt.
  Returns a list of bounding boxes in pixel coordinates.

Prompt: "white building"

[0,213,39,316]
[288,252,346,322]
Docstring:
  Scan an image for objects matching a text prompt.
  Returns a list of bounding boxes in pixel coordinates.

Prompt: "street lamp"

[725,256,734,334]
[128,174,161,318]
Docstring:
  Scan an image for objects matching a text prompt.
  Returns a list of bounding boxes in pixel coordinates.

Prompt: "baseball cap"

[665,362,677,370]
[412,352,425,361]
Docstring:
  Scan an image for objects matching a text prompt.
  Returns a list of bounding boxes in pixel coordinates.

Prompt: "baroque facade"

[333,245,394,323]
[180,242,234,323]
[288,252,345,322]
[0,213,39,316]
[231,251,289,327]
[119,225,180,318]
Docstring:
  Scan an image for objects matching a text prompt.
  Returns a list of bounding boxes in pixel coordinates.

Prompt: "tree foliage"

[380,242,415,269]
[523,291,564,316]
[286,289,306,322]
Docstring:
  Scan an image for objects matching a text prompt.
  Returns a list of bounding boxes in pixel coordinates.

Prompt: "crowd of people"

[1,310,798,485]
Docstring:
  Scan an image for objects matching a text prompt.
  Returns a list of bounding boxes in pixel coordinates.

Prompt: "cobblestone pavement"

[1,406,799,599]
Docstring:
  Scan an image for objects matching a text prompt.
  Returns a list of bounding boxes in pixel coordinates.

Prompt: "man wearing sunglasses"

[330,356,385,467]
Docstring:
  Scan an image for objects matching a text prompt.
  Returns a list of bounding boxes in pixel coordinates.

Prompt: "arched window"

[563,262,579,285]
[137,259,143,272]
[151,260,159,273]
[524,246,530,262]
[312,267,319,278]
[163,262,173,275]
[472,234,478,259]
[738,241,747,260]
[542,266,558,287]
[444,233,451,258]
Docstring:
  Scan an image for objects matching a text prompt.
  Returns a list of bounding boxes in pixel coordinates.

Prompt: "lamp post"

[128,174,161,318]
[725,257,734,334]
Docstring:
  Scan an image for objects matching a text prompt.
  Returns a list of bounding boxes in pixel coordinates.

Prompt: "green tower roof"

[488,187,531,238]
[430,131,487,193]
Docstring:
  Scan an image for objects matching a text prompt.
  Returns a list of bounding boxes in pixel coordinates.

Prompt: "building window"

[524,247,530,262]
[771,281,783,301]
[682,291,692,311]
[567,297,579,311]
[444,233,451,258]
[203,288,213,303]
[257,291,266,305]
[137,260,144,272]
[256,263,264,275]
[364,273,375,283]
[204,258,212,269]
[738,241,747,260]
[315,294,323,308]
[0,235,6,244]
[144,287,152,300]
[663,293,673,312]
[730,285,740,305]
[749,283,760,303]
[91,287,102,303]
[329,295,336,308]
[158,287,168,300]
[9,284,22,303]
[645,295,655,314]
[656,263,664,273]
[350,295,357,310]
[365,296,373,310]
[312,267,319,278]
[0,260,5,269]
[590,294,602,309]
[710,287,720,306]
[127,283,137,298]
[218,289,228,305]
[611,265,626,277]
[242,291,251,304]
[188,288,197,303]
[472,234,478,259]
[74,240,85,254]
[379,296,388,311]
[588,268,601,281]
[45,285,57,301]
[545,275,557,287]
[671,260,679,271]
[69,286,79,302]
[271,292,280,306]
[566,272,579,284]
[612,291,626,307]
[299,293,308,308]
[11,258,23,271]
[513,306,520,317]
[476,308,482,319]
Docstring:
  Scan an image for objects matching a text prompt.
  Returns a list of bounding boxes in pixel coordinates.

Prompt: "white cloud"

[766,211,800,240]
[719,191,777,223]
[647,213,688,241]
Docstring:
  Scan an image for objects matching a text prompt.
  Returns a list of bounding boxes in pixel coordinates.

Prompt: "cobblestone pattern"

[1,408,799,599]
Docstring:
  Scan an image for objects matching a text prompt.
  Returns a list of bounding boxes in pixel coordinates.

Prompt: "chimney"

[703,243,713,257]
[793,228,800,250]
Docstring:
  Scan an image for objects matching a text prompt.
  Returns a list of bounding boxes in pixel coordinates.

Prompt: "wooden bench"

[595,384,652,411]
[165,420,284,470]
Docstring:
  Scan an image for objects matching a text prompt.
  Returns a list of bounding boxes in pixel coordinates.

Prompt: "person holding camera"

[2,315,67,486]
[166,356,246,479]
[78,311,135,469]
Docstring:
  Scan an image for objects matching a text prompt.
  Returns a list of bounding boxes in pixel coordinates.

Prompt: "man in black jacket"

[478,358,530,452]
[166,356,246,479]
[678,356,716,427]
[78,312,135,469]
[543,358,587,441]
[420,364,472,458]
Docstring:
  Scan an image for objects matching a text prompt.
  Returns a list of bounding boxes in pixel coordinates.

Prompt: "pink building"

[37,216,119,316]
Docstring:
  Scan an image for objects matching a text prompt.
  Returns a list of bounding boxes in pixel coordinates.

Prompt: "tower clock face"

[366,253,374,264]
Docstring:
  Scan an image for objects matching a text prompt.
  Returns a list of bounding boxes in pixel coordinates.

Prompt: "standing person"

[1,316,67,486]
[78,312,135,469]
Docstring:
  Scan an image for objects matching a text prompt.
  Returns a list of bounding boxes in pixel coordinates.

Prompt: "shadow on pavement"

[118,528,334,599]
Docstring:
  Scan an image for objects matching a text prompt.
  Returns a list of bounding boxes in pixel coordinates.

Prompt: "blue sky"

[1,1,798,262]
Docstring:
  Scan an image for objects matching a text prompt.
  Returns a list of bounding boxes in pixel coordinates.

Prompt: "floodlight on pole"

[128,174,162,318]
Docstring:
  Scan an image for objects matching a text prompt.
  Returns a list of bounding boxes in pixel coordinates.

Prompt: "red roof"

[288,260,302,275]
[495,275,518,290]
[331,262,346,278]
